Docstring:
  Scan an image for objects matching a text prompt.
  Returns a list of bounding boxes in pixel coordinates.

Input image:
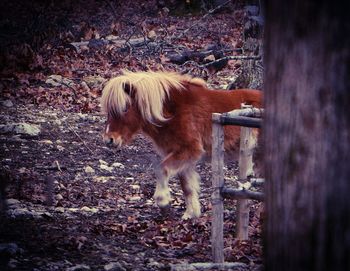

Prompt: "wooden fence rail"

[211,105,264,264]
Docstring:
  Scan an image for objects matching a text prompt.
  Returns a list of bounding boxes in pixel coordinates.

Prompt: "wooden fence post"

[211,113,225,263]
[236,105,257,240]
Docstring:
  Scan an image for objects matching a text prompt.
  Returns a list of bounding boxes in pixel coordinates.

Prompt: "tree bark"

[264,1,350,270]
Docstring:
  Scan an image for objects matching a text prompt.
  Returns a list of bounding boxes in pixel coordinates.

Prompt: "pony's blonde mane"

[101,71,206,123]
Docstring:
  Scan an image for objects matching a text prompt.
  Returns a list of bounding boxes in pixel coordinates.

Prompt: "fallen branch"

[202,55,261,67]
[180,55,261,74]
[221,188,264,201]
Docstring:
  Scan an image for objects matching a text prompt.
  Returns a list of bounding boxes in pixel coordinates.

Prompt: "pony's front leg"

[179,169,201,219]
[153,168,172,208]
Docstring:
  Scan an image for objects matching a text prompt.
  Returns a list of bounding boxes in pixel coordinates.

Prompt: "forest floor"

[0,1,263,270]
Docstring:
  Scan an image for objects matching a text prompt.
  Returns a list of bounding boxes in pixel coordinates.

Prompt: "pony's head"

[101,71,201,147]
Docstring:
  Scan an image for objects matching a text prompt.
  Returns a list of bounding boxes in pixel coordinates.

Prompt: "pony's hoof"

[181,210,201,220]
[153,191,171,207]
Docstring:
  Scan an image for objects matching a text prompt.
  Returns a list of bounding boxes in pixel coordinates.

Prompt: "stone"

[100,164,113,172]
[82,75,106,88]
[84,166,95,174]
[99,159,108,165]
[81,206,98,213]
[127,196,141,202]
[93,176,113,183]
[46,75,75,87]
[55,207,65,213]
[112,162,125,169]
[57,145,65,151]
[66,264,91,271]
[39,139,53,144]
[130,184,140,193]
[5,198,20,206]
[8,208,33,218]
[0,243,23,256]
[0,123,41,136]
[56,194,64,201]
[147,259,164,269]
[104,262,126,271]
[2,100,13,107]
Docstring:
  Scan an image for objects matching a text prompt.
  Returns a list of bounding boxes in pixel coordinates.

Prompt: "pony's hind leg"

[178,168,201,219]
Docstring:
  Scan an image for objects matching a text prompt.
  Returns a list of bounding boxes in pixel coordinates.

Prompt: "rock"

[0,243,23,256]
[93,176,113,183]
[112,162,125,169]
[0,123,41,136]
[8,207,33,218]
[2,100,13,107]
[127,196,142,202]
[99,159,108,165]
[125,177,134,182]
[147,259,164,269]
[66,264,91,271]
[56,194,64,201]
[204,54,216,62]
[100,164,113,172]
[46,75,75,87]
[57,145,65,151]
[55,207,65,213]
[84,166,95,174]
[130,184,140,193]
[81,206,98,213]
[147,30,157,41]
[39,139,53,144]
[5,198,20,206]
[80,81,90,91]
[82,75,106,88]
[105,35,119,41]
[104,262,126,271]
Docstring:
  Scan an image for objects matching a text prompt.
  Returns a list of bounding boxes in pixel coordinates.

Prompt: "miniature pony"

[101,71,262,219]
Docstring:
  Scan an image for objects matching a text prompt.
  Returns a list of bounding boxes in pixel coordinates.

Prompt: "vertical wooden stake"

[211,113,225,263]
[236,105,257,240]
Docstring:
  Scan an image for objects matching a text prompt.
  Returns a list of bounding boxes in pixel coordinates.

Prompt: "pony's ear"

[123,83,136,99]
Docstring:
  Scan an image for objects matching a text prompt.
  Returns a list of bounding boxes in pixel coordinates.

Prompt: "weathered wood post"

[236,104,257,240]
[211,113,225,263]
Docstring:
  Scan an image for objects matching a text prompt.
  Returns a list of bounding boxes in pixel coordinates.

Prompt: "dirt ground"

[0,102,263,270]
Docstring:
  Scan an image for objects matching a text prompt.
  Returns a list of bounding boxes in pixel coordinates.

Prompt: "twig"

[65,122,95,155]
[54,160,62,172]
[55,115,95,155]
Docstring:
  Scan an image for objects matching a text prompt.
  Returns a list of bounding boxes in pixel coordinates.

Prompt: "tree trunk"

[264,1,350,270]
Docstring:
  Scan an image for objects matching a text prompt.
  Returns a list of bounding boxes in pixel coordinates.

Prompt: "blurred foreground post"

[264,0,350,270]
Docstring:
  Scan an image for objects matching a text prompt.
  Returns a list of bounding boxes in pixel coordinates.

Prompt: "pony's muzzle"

[103,134,122,148]
[104,137,113,145]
